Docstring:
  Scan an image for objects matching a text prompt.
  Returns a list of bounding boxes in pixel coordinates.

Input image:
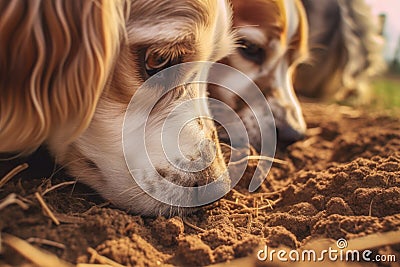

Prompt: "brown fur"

[231,0,283,40]
[0,0,128,154]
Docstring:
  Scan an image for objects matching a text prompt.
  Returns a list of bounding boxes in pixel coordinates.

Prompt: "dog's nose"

[277,124,306,142]
[198,138,216,164]
[179,138,217,172]
[192,137,230,204]
[276,108,307,143]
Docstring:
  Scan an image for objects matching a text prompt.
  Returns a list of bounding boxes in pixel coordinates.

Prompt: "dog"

[209,0,309,151]
[295,0,385,103]
[0,0,235,216]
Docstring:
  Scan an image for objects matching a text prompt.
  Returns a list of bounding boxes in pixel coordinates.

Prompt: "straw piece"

[220,199,249,209]
[26,237,66,250]
[87,247,127,267]
[0,163,29,188]
[77,264,114,267]
[2,233,73,267]
[35,192,60,225]
[0,193,29,211]
[42,181,76,196]
[183,219,206,233]
[229,155,287,166]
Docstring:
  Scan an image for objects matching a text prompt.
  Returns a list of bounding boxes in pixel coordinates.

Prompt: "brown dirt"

[0,102,399,266]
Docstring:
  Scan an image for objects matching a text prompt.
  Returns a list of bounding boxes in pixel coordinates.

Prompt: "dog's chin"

[149,203,199,218]
[111,189,200,217]
[72,163,230,217]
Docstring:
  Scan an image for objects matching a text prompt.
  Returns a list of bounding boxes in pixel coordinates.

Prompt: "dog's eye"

[145,50,176,76]
[237,39,265,65]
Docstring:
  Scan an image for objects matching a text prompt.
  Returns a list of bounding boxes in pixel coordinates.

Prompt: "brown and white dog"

[210,0,309,150]
[0,0,234,215]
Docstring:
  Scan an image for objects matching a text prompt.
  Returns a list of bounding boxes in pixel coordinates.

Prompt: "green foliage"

[371,76,400,115]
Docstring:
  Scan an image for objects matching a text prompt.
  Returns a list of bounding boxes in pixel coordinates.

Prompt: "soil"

[0,102,399,266]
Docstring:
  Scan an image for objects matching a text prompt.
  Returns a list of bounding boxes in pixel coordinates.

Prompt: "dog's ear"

[294,0,309,62]
[0,0,128,154]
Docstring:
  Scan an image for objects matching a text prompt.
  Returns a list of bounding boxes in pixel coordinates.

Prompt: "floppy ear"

[0,0,128,154]
[290,0,310,86]
[294,0,309,62]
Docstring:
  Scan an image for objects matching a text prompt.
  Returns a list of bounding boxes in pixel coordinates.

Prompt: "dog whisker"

[48,156,92,181]
[233,24,260,29]
[117,186,138,197]
[220,143,240,152]
[126,191,148,203]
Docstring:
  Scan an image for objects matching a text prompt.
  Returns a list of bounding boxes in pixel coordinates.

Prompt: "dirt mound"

[0,102,399,266]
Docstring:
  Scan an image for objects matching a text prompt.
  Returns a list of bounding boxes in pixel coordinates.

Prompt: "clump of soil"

[0,102,399,266]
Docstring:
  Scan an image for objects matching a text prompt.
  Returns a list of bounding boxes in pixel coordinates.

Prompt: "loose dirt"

[0,102,399,266]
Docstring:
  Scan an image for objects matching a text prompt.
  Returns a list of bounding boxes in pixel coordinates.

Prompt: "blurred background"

[366,0,400,112]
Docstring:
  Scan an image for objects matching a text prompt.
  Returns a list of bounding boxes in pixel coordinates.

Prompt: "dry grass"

[0,163,29,189]
[230,155,288,166]
[2,234,73,267]
[183,219,206,233]
[1,233,131,267]
[35,192,60,225]
[87,247,127,267]
[0,193,29,211]
[42,181,76,196]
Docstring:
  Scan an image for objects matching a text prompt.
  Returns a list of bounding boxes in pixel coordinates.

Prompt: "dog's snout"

[175,128,230,203]
[275,106,306,142]
[269,94,307,143]
[198,138,216,163]
[161,154,230,205]
[277,124,306,142]
[177,138,217,173]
